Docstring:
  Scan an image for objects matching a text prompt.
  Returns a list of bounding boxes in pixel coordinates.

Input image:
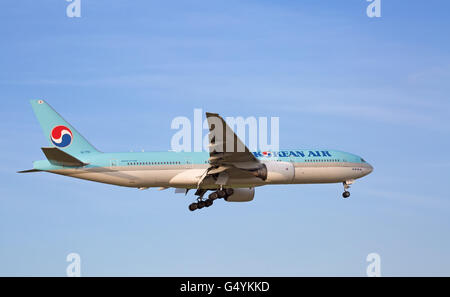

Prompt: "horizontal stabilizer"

[41,147,88,167]
[17,169,42,174]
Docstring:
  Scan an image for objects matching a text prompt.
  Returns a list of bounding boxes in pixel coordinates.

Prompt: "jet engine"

[246,161,295,183]
[225,188,255,202]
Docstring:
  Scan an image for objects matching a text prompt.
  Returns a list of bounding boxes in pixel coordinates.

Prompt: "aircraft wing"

[206,112,258,164]
[199,113,264,187]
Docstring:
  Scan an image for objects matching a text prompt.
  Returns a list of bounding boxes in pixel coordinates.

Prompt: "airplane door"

[110,159,118,167]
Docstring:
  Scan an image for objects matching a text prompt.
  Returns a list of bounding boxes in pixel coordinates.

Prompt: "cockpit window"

[361,158,366,163]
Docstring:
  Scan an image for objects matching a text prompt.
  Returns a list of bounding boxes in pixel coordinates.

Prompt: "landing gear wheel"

[343,191,351,199]
[209,192,219,200]
[217,190,226,198]
[197,201,206,209]
[189,203,198,212]
[205,199,214,207]
[225,188,234,196]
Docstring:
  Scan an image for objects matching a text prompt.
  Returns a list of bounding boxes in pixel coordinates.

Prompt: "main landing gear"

[189,188,234,212]
[342,181,353,199]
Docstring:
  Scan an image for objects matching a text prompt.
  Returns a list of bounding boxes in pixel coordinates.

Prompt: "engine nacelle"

[225,188,255,203]
[248,161,295,184]
[265,161,295,183]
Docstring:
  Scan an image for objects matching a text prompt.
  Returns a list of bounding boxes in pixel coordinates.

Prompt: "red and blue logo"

[261,151,273,158]
[50,125,73,148]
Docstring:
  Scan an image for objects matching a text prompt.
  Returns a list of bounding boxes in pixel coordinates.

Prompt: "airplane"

[20,100,374,212]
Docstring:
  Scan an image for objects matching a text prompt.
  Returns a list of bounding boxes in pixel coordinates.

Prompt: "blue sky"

[1,0,450,276]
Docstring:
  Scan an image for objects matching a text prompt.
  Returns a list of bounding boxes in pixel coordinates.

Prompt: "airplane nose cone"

[367,163,374,174]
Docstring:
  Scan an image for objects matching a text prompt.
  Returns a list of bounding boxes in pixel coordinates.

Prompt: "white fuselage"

[49,160,373,190]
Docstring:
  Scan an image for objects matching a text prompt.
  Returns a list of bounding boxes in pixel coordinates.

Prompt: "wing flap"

[208,166,232,175]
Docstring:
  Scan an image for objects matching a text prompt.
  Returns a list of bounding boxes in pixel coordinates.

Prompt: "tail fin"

[30,100,101,156]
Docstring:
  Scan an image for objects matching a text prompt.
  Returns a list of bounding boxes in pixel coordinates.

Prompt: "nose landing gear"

[342,181,353,199]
